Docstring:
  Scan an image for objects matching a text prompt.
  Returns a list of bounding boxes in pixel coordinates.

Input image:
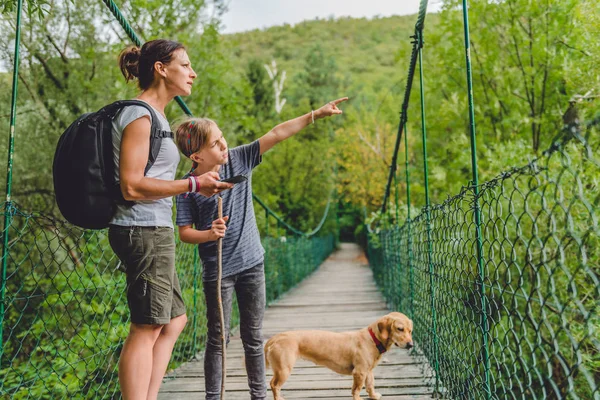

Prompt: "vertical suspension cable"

[404,117,411,225]
[265,210,269,237]
[461,1,491,397]
[191,250,199,356]
[393,169,400,310]
[417,29,439,394]
[334,165,340,246]
[404,118,414,319]
[276,220,282,295]
[394,170,399,224]
[382,0,429,213]
[1,0,23,364]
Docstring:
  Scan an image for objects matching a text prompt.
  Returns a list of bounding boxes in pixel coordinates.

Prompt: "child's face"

[195,123,228,168]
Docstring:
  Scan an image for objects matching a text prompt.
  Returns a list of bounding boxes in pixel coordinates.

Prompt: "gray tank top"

[109,102,180,228]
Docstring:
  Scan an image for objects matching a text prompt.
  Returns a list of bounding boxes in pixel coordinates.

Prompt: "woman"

[108,39,232,400]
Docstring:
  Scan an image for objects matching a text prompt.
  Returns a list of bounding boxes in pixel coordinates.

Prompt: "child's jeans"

[202,263,267,400]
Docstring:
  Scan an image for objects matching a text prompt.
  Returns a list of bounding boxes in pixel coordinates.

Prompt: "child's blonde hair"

[174,117,215,158]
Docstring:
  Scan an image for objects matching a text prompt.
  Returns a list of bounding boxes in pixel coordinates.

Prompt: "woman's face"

[195,123,228,169]
[163,49,197,96]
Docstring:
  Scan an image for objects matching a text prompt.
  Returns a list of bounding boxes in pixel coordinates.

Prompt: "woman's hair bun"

[119,46,141,82]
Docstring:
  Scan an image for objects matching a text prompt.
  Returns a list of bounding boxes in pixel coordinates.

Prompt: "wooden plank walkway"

[159,243,433,399]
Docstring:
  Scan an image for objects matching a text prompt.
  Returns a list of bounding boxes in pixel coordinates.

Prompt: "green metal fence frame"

[461,1,491,397]
[0,0,23,365]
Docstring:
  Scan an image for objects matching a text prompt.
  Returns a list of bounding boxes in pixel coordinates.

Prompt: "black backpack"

[53,100,174,229]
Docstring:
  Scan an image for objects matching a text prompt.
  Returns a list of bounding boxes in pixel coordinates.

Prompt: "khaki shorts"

[109,225,186,325]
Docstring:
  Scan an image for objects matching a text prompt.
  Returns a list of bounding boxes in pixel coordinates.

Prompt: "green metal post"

[462,1,491,397]
[418,31,439,392]
[404,119,414,319]
[276,221,282,296]
[1,0,23,363]
[265,210,269,237]
[394,170,399,225]
[387,208,393,306]
[404,119,411,224]
[265,211,269,292]
[191,250,199,355]
[292,235,298,283]
[393,172,399,309]
[334,165,340,246]
[335,206,340,246]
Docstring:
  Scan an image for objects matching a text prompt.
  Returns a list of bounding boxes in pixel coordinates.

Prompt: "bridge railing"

[0,203,335,398]
[370,134,599,399]
[369,0,599,398]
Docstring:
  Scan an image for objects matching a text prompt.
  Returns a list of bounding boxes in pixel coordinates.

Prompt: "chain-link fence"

[369,132,599,399]
[0,201,335,398]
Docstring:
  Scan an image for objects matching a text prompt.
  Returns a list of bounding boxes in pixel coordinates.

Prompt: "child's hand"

[315,97,349,119]
[210,216,229,241]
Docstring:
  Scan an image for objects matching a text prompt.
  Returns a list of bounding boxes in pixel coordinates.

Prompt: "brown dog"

[264,312,414,400]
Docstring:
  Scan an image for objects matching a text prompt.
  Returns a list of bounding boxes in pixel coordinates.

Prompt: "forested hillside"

[1,0,598,236]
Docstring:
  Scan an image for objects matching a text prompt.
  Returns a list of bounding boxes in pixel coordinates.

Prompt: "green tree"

[294,44,340,109]
[237,58,275,141]
[0,0,49,18]
[430,0,595,153]
[246,58,274,118]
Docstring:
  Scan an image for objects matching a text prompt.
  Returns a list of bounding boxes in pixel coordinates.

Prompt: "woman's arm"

[119,117,232,200]
[178,216,229,244]
[258,97,348,155]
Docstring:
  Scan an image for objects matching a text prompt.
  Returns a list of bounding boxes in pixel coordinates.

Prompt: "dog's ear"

[377,318,390,341]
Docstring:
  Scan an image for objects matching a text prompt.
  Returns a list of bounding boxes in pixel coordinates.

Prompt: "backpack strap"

[148,128,175,175]
[147,128,174,175]
[104,100,175,175]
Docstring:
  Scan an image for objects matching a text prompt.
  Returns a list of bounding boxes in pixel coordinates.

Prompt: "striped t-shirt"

[175,140,265,282]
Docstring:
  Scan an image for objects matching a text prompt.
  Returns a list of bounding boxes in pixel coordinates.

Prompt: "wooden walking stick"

[217,196,226,399]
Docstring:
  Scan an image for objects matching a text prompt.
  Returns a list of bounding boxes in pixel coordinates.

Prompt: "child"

[174,97,347,399]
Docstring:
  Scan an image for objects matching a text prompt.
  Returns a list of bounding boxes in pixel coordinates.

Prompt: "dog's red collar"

[368,327,387,354]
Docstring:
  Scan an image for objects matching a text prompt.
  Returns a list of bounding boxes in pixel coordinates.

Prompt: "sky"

[221,0,444,34]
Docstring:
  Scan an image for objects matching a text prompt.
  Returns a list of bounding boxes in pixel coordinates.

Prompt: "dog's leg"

[366,370,382,400]
[270,367,291,400]
[266,339,298,400]
[352,369,367,400]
